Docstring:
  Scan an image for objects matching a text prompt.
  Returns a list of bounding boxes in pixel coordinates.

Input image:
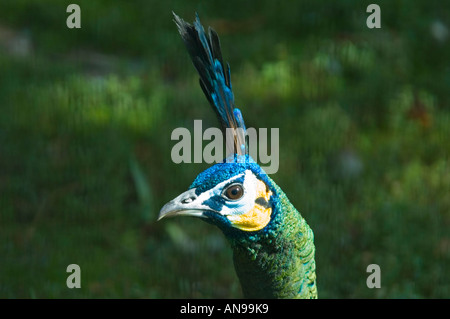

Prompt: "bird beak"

[158,188,213,221]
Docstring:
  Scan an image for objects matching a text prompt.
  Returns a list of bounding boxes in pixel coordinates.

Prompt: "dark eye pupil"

[226,185,243,200]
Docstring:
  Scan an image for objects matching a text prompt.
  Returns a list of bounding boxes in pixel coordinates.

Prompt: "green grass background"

[0,0,449,298]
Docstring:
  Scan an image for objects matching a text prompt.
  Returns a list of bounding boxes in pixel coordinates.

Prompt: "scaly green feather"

[230,175,317,298]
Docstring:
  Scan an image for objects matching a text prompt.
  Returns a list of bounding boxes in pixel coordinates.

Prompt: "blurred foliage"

[0,0,449,298]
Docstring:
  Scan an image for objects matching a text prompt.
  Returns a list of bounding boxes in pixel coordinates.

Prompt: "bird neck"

[229,180,317,298]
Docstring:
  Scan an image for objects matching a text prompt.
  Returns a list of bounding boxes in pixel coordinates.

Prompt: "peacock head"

[158,155,278,237]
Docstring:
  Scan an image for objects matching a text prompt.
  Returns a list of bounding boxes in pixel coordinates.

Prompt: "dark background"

[0,0,448,298]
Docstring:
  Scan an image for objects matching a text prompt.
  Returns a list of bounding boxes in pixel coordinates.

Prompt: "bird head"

[160,14,279,239]
[158,155,277,236]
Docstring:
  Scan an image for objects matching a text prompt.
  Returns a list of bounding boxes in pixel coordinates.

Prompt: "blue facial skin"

[189,155,280,240]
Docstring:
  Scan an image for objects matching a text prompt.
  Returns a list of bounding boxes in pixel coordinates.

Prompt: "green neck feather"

[229,179,317,299]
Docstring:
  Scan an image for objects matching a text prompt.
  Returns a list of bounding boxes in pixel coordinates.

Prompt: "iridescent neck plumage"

[228,177,317,298]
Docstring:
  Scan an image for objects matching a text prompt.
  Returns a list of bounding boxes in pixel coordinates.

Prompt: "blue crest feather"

[173,12,247,156]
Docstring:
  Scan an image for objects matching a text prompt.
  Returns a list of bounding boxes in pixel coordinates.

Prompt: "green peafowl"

[158,13,317,299]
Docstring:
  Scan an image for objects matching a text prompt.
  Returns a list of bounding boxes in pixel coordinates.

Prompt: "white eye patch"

[207,170,258,217]
[194,170,256,215]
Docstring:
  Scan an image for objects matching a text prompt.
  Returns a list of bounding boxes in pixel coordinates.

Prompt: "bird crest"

[173,12,248,160]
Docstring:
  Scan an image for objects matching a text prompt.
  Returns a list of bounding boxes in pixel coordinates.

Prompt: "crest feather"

[173,12,247,156]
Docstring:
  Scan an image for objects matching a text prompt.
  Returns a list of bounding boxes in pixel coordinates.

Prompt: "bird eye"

[223,184,244,200]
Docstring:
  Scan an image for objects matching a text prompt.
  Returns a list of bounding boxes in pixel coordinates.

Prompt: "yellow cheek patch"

[227,179,272,232]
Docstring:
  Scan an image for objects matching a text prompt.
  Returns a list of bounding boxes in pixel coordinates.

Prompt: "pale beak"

[158,188,216,221]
